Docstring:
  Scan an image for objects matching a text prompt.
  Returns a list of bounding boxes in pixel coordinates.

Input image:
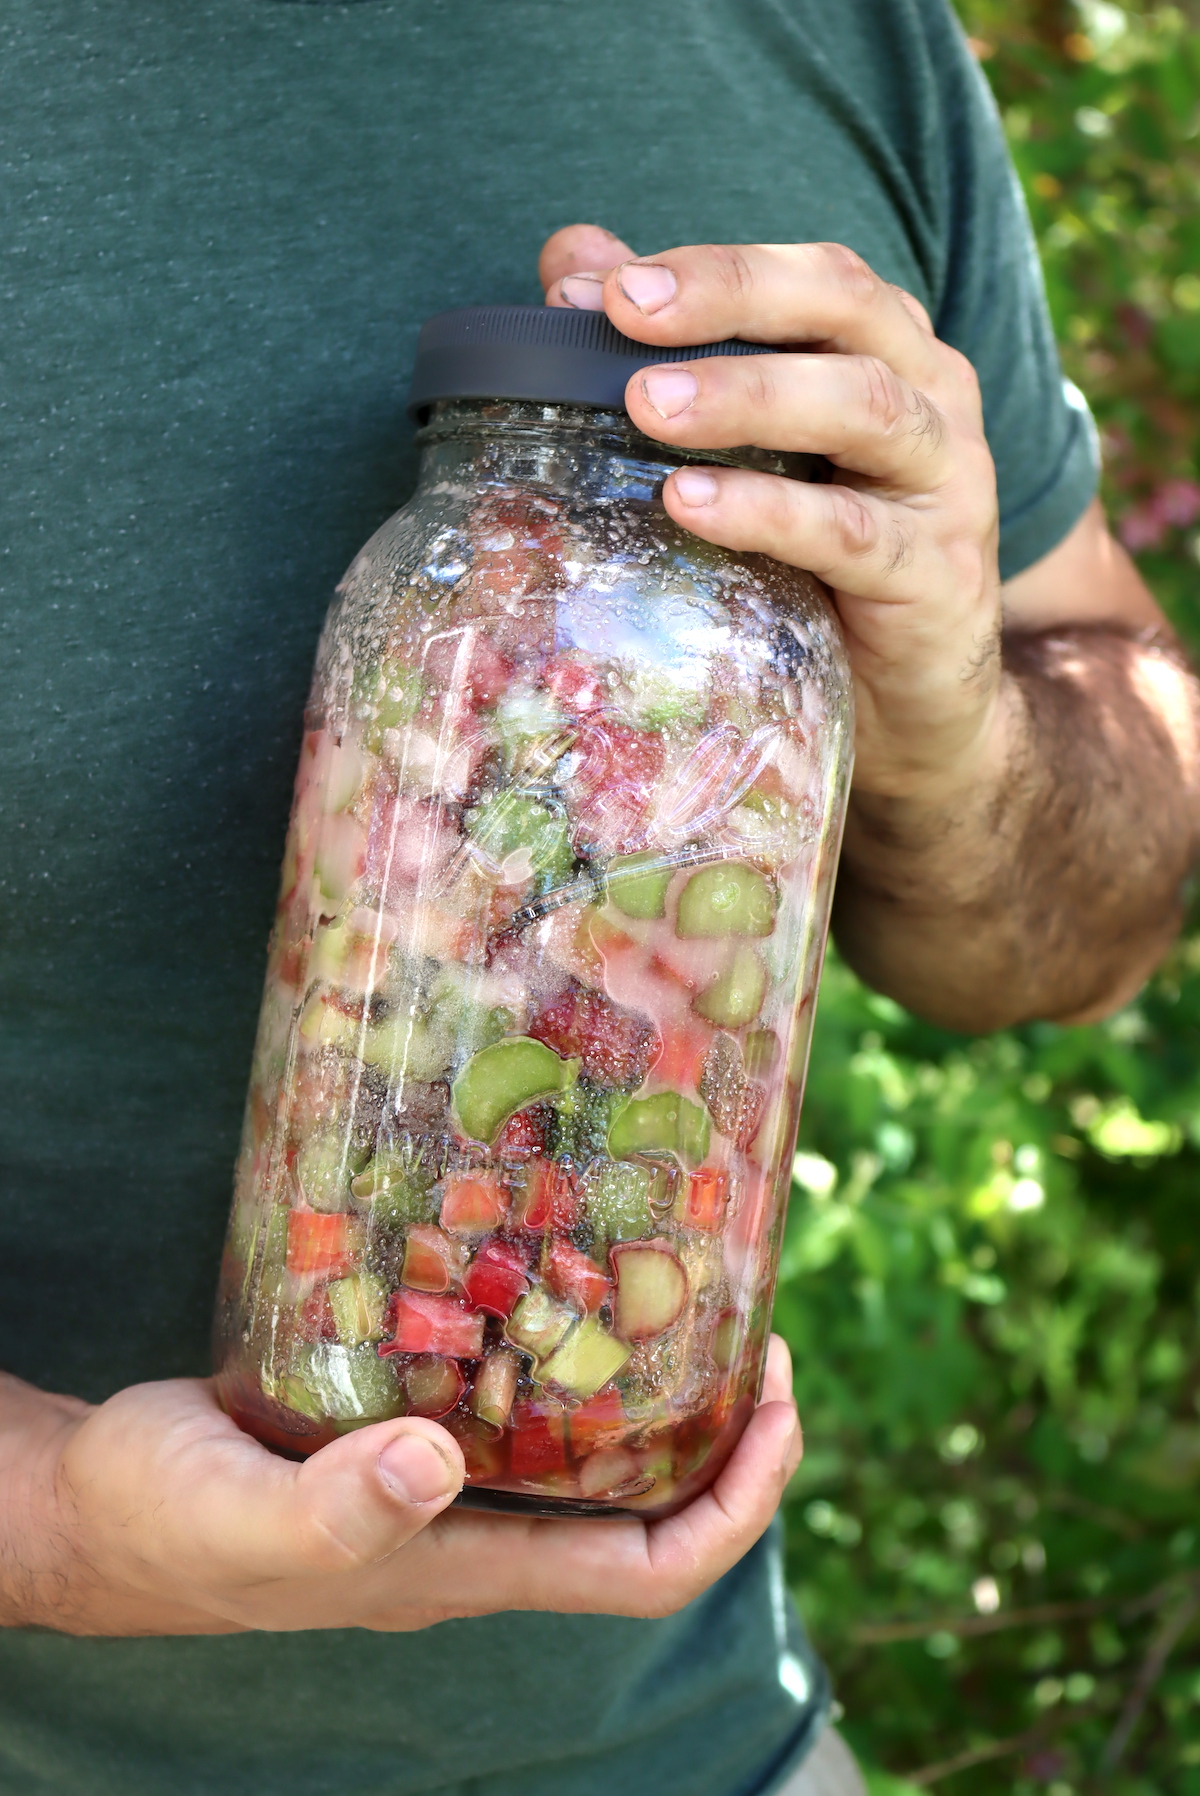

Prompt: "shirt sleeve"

[923,6,1100,580]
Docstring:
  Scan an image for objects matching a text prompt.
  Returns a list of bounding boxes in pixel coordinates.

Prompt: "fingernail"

[641,368,698,419]
[672,467,719,507]
[378,1434,458,1505]
[618,262,677,314]
[560,273,607,311]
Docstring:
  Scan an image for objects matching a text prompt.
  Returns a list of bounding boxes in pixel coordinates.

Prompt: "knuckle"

[828,486,880,559]
[858,355,907,432]
[702,242,757,301]
[812,241,878,306]
[294,1505,372,1575]
[744,359,777,412]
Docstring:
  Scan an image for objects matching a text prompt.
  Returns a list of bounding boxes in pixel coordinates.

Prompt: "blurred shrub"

[779,6,1200,1791]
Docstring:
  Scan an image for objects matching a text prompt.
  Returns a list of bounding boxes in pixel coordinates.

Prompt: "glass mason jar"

[213,306,853,1519]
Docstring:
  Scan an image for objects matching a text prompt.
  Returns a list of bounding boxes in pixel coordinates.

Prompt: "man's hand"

[540,226,1200,1030]
[0,1343,801,1636]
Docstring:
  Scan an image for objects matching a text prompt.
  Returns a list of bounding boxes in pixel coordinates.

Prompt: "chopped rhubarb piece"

[676,863,777,939]
[611,1240,689,1342]
[693,945,767,1028]
[327,1272,389,1344]
[451,1037,577,1145]
[403,1355,466,1419]
[735,1080,768,1150]
[470,1346,521,1429]
[572,722,666,854]
[743,1027,780,1076]
[462,1239,530,1318]
[536,1317,632,1401]
[313,811,368,907]
[674,1167,730,1232]
[440,1172,509,1234]
[441,1410,506,1481]
[567,1387,628,1456]
[495,1109,547,1156]
[578,1446,645,1501]
[401,1224,467,1294]
[382,1290,485,1359]
[528,978,656,1089]
[607,1090,710,1167]
[286,1211,362,1279]
[423,632,512,710]
[544,655,605,715]
[607,851,672,921]
[505,1286,575,1361]
[650,1023,713,1093]
[294,1287,339,1343]
[545,1237,610,1315]
[712,1307,744,1373]
[512,1158,580,1232]
[508,1400,568,1478]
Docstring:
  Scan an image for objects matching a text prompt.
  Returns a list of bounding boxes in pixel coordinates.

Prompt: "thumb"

[286,1419,466,1573]
[183,1417,467,1584]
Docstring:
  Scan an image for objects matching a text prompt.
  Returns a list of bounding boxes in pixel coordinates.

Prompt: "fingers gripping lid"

[406,305,774,418]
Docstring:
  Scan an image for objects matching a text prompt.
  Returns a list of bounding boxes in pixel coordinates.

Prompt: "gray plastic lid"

[406,304,773,418]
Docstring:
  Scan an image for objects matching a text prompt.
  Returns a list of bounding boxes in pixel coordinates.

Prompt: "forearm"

[833,624,1200,1032]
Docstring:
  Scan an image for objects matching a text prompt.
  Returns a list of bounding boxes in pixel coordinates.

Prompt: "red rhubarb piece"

[440,1171,510,1233]
[651,1021,713,1092]
[545,1237,611,1315]
[544,656,605,715]
[571,722,666,853]
[382,1290,485,1359]
[677,1168,730,1233]
[286,1211,359,1280]
[735,1081,768,1150]
[294,1287,339,1342]
[422,633,512,710]
[495,1108,547,1156]
[567,1387,628,1456]
[462,1239,531,1318]
[508,1399,569,1477]
[512,1158,581,1232]
[528,978,656,1089]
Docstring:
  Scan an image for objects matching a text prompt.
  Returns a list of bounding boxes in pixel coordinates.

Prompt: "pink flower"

[1153,477,1200,528]
[1119,503,1166,551]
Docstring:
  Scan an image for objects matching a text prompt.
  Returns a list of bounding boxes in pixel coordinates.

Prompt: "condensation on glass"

[213,398,853,1519]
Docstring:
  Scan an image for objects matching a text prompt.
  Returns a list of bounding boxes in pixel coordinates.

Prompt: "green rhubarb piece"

[586,1160,656,1251]
[296,1132,368,1213]
[743,1027,780,1076]
[505,1286,576,1361]
[350,1146,436,1227]
[536,1318,632,1401]
[288,1344,404,1423]
[354,658,424,749]
[608,852,672,921]
[693,945,767,1027]
[277,1373,326,1422]
[606,1091,710,1168]
[327,1273,389,1345]
[452,1036,577,1145]
[360,1012,451,1081]
[676,863,777,939]
[464,792,574,888]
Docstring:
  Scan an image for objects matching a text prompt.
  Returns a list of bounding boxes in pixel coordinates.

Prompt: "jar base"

[454,1485,627,1520]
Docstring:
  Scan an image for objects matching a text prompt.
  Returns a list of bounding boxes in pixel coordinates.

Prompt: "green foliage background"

[778,5,1200,1791]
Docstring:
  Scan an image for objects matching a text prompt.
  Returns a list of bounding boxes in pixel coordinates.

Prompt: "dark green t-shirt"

[0,2,1095,1791]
